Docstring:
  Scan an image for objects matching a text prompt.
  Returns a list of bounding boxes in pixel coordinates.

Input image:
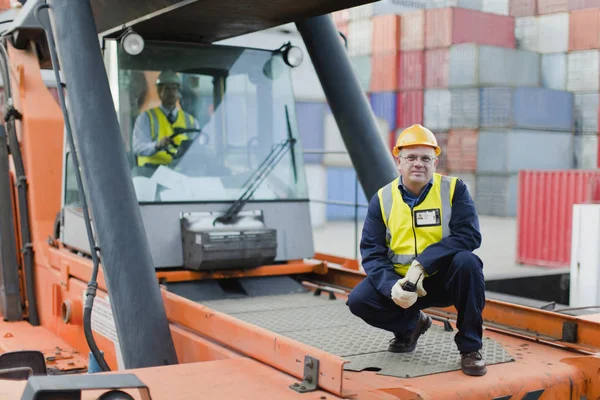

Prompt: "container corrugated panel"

[350,56,372,92]
[400,9,425,51]
[370,92,398,130]
[372,15,401,54]
[453,172,477,200]
[349,3,374,20]
[510,0,536,16]
[541,53,567,91]
[568,9,600,51]
[425,8,452,49]
[567,50,600,92]
[399,51,425,90]
[447,130,478,171]
[479,87,513,128]
[476,129,574,173]
[325,167,369,221]
[517,170,600,267]
[574,135,599,169]
[371,52,399,92]
[332,9,349,25]
[348,19,373,57]
[514,17,538,52]
[296,102,325,164]
[537,0,568,14]
[476,173,518,217]
[574,93,599,134]
[512,87,573,131]
[452,7,515,48]
[305,164,327,227]
[424,89,451,131]
[436,132,449,171]
[568,0,600,9]
[374,0,429,16]
[427,0,482,9]
[482,0,510,14]
[451,89,479,129]
[537,13,569,54]
[396,90,424,130]
[425,49,449,88]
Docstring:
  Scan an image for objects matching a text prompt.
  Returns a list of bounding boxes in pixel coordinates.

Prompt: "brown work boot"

[461,350,487,376]
[388,311,432,353]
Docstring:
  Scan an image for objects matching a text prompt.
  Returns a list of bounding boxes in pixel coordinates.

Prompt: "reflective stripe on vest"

[378,173,457,277]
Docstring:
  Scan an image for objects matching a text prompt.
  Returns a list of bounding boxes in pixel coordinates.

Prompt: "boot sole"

[388,315,433,353]
[462,366,487,376]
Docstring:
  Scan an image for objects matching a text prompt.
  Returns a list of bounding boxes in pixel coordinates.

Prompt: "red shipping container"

[401,9,425,51]
[446,130,478,172]
[425,8,515,50]
[435,132,448,172]
[396,90,423,130]
[399,51,424,90]
[517,170,600,267]
[370,52,399,92]
[372,15,401,54]
[569,0,600,10]
[569,9,600,51]
[510,0,536,16]
[537,0,568,14]
[425,49,449,89]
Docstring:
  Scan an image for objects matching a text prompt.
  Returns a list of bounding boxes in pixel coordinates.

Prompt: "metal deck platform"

[200,292,514,378]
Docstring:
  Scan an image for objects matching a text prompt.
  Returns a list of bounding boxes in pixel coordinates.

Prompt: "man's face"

[397,145,438,186]
[158,83,180,108]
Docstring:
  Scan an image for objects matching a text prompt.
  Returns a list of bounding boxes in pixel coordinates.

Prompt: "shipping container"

[476,173,518,217]
[372,15,401,54]
[374,0,429,16]
[449,44,540,88]
[370,92,397,130]
[567,50,600,92]
[424,89,451,131]
[296,102,325,164]
[396,90,424,130]
[574,134,599,169]
[568,8,600,51]
[568,0,600,10]
[399,51,425,90]
[348,19,373,57]
[515,17,538,52]
[510,0,536,16]
[425,49,449,88]
[541,53,567,91]
[537,13,569,54]
[370,52,399,92]
[332,9,350,25]
[325,167,369,221]
[517,170,600,267]
[349,3,374,20]
[447,130,478,171]
[436,132,449,171]
[427,0,483,9]
[350,56,372,92]
[537,0,568,14]
[451,88,479,129]
[305,164,327,227]
[483,0,510,14]
[425,7,515,50]
[453,172,477,200]
[400,9,425,51]
[574,92,599,134]
[476,129,574,173]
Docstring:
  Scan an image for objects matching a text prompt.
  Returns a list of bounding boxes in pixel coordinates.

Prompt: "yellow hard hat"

[156,70,181,86]
[393,124,441,157]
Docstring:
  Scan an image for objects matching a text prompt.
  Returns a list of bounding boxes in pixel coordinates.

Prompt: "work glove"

[391,280,417,309]
[400,260,427,297]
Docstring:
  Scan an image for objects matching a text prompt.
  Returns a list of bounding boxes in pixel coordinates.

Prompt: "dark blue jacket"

[360,176,482,298]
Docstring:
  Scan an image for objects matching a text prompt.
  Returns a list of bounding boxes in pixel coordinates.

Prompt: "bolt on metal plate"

[289,355,319,393]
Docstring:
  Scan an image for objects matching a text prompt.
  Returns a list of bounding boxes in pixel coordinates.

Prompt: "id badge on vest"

[414,209,441,227]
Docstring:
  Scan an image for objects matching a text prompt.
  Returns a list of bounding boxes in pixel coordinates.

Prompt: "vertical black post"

[46,0,178,368]
[296,15,397,200]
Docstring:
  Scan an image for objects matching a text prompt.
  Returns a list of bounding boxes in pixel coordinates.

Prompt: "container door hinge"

[289,355,319,393]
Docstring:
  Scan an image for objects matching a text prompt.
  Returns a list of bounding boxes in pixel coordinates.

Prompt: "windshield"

[114,41,308,203]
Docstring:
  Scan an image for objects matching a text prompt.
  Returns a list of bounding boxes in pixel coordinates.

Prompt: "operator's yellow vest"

[377,173,458,277]
[137,107,195,167]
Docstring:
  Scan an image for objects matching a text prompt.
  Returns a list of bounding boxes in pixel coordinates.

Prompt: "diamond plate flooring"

[200,292,515,378]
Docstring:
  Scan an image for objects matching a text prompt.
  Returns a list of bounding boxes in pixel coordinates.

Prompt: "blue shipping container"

[370,92,397,131]
[326,167,369,221]
[296,102,325,164]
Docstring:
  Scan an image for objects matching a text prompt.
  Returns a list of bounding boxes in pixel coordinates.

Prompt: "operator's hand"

[391,280,417,309]
[400,260,427,297]
[155,137,172,150]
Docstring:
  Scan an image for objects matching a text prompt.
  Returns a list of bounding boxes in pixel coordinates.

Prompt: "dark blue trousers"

[347,251,485,353]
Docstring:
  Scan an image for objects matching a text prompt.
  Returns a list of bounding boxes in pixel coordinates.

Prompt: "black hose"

[34,3,110,372]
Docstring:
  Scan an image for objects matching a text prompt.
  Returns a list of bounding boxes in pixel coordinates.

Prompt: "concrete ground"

[311,216,570,280]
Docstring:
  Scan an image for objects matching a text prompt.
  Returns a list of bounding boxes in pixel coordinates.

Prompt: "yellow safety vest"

[377,173,458,277]
[137,107,195,167]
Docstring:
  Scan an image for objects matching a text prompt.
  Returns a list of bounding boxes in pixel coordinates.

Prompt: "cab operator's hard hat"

[156,70,181,86]
[393,124,441,157]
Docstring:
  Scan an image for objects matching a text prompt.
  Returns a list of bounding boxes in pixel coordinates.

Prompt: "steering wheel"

[169,128,208,159]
